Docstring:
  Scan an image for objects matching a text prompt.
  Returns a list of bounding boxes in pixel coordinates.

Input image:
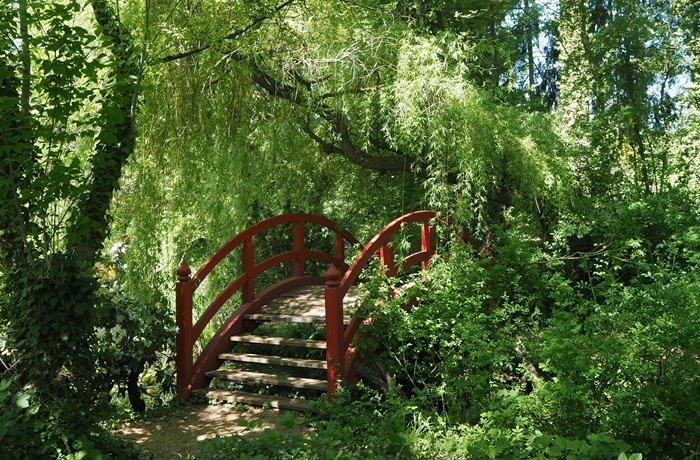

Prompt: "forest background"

[1,0,700,458]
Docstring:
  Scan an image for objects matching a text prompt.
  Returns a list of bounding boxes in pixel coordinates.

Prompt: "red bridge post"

[324,263,344,400]
[293,220,304,277]
[421,220,433,270]
[334,233,345,263]
[176,260,193,391]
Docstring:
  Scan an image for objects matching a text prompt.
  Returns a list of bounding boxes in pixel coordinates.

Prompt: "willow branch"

[239,54,411,173]
[159,0,296,63]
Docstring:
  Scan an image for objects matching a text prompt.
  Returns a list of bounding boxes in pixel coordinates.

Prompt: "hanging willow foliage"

[109,0,575,317]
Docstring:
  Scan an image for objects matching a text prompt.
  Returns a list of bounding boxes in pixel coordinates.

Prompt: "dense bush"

[527,192,700,457]
[0,256,99,417]
[0,251,174,413]
[0,253,173,458]
[93,258,176,411]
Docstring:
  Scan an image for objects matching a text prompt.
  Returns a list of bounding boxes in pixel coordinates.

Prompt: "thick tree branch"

[241,52,307,105]
[336,118,407,172]
[235,53,414,174]
[301,124,343,155]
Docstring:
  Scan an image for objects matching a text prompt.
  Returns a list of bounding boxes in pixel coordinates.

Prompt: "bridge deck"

[251,284,360,323]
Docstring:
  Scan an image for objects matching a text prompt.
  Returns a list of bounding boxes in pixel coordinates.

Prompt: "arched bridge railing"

[175,213,359,398]
[323,210,481,398]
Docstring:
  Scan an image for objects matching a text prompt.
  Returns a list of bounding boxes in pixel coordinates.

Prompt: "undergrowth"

[193,383,642,460]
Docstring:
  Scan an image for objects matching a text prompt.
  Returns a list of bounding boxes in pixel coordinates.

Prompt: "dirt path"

[113,401,309,459]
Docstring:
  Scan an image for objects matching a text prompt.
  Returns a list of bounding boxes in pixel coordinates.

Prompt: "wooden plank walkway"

[247,284,360,324]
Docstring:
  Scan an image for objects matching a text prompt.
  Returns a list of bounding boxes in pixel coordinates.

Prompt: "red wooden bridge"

[175,211,480,411]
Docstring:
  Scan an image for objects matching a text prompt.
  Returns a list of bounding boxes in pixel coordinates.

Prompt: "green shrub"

[93,260,176,411]
[0,377,141,459]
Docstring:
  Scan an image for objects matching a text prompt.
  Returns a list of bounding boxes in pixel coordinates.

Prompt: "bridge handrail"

[323,210,482,398]
[191,213,358,289]
[176,213,359,391]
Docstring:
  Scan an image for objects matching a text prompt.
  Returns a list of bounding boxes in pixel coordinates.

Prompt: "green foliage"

[357,245,499,417]
[0,377,142,459]
[197,409,360,459]
[0,0,112,264]
[557,0,686,196]
[0,250,174,415]
[0,378,42,458]
[339,195,700,458]
[193,384,641,459]
[383,35,573,233]
[2,1,700,459]
[0,256,97,408]
[196,386,424,459]
[525,191,700,457]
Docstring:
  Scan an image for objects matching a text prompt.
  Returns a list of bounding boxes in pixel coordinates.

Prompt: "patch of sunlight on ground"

[113,401,308,459]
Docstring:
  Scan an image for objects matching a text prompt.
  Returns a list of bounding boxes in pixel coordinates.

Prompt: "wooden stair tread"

[206,369,328,391]
[196,388,318,412]
[219,352,327,369]
[231,334,327,349]
[243,312,350,325]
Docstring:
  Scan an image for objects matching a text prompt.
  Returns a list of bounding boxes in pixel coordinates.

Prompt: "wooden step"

[196,388,318,412]
[219,352,327,369]
[244,312,350,325]
[206,369,328,391]
[231,334,327,349]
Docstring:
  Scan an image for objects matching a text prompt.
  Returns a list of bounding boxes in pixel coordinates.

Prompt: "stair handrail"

[323,210,482,398]
[176,213,359,392]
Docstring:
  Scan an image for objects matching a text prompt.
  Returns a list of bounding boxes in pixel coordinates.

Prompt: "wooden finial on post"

[325,263,341,287]
[177,260,192,282]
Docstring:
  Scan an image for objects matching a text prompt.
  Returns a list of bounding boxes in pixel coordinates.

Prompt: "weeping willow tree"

[112,0,573,313]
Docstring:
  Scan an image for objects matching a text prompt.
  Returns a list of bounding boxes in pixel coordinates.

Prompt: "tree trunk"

[524,0,535,89]
[128,365,146,413]
[68,0,139,267]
